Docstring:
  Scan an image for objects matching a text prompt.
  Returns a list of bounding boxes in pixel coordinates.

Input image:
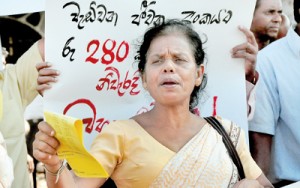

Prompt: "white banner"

[45,0,256,149]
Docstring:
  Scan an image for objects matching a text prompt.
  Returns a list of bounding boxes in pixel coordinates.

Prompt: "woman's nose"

[163,59,174,73]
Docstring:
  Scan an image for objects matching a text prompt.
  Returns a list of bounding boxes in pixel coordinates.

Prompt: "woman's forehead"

[148,34,193,54]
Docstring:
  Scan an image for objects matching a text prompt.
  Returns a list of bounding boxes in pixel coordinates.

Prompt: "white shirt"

[249,28,300,182]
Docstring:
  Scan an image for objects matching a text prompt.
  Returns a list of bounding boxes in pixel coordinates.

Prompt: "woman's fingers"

[33,121,61,165]
[33,148,60,166]
[34,131,59,154]
[38,121,55,137]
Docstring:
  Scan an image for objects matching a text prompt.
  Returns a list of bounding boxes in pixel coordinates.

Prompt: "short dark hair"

[294,0,300,23]
[138,19,207,112]
[254,0,262,11]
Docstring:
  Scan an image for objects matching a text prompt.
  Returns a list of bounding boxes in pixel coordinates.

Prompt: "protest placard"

[45,0,256,149]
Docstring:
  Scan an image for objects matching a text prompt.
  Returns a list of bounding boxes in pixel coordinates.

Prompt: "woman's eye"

[175,58,186,63]
[152,59,163,64]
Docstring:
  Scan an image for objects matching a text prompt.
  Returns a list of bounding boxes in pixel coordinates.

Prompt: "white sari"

[150,123,239,188]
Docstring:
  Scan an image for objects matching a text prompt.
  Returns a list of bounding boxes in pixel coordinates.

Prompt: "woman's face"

[143,33,204,107]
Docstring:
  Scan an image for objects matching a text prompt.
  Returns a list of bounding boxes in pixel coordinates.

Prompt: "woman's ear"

[195,65,205,86]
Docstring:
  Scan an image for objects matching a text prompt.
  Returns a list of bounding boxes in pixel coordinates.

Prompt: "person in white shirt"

[0,132,14,188]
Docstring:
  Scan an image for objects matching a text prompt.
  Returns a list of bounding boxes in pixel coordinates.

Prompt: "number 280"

[86,39,129,65]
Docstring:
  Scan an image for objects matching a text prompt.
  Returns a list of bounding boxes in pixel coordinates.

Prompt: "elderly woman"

[33,19,272,187]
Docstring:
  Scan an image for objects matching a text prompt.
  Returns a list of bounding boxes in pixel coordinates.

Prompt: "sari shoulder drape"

[150,122,239,188]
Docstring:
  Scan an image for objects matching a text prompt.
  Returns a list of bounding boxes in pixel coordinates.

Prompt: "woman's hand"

[231,26,259,84]
[233,179,263,188]
[33,121,61,172]
[36,62,60,96]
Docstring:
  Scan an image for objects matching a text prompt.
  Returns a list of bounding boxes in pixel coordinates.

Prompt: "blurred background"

[0,12,44,65]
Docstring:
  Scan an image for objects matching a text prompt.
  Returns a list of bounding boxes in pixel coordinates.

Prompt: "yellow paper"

[44,111,108,178]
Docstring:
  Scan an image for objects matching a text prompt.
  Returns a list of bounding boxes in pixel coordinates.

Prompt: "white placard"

[45,0,255,149]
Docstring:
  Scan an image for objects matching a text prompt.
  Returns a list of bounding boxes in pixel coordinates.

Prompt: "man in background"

[250,0,283,50]
[249,0,300,187]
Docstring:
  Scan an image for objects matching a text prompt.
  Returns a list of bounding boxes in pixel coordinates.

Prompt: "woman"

[33,20,272,187]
